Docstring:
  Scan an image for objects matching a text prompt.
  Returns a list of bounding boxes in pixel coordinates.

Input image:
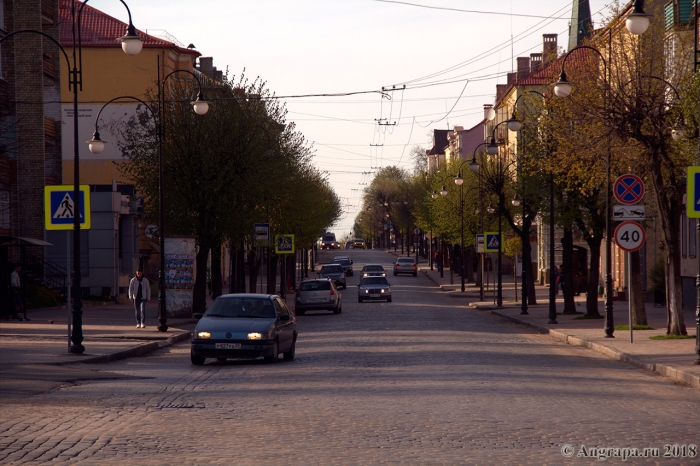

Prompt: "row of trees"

[352,10,697,336]
[116,72,342,313]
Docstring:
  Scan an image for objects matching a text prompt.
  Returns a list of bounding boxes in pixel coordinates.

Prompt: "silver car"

[318,263,347,289]
[357,276,392,303]
[393,257,418,276]
[360,264,386,278]
[295,279,342,315]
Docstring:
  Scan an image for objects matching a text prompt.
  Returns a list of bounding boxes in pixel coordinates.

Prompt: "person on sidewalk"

[434,251,443,276]
[10,266,24,321]
[128,268,151,328]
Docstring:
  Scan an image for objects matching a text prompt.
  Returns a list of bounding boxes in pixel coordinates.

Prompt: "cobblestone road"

[1,251,698,465]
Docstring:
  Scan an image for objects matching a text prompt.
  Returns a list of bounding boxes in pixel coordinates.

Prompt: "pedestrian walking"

[128,268,151,328]
[554,266,561,295]
[434,251,443,275]
[10,266,24,320]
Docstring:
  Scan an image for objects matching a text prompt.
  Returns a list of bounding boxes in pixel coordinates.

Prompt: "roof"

[427,129,449,156]
[59,0,197,55]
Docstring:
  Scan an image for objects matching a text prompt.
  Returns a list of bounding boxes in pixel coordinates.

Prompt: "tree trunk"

[584,235,603,317]
[211,239,223,299]
[629,250,647,326]
[193,245,209,314]
[268,254,278,295]
[466,249,474,282]
[248,248,260,293]
[561,228,577,314]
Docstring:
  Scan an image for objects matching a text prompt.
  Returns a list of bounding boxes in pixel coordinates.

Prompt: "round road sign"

[614,221,645,252]
[613,174,644,205]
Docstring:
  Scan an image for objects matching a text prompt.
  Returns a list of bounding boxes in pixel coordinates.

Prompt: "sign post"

[687,166,700,218]
[613,221,646,253]
[484,232,503,253]
[44,185,91,230]
[613,174,645,205]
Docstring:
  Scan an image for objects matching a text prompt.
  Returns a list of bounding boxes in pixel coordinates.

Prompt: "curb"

[490,309,700,389]
[62,330,192,365]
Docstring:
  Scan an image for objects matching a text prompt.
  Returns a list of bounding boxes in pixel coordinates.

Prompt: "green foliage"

[649,334,695,340]
[614,324,654,330]
[24,284,63,309]
[504,236,521,258]
[648,260,665,292]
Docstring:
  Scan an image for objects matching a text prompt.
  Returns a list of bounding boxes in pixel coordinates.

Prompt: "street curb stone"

[489,309,700,389]
[63,330,191,365]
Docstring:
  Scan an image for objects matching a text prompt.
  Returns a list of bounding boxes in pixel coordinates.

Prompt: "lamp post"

[487,121,512,308]
[88,56,209,333]
[2,0,143,354]
[552,3,651,334]
[454,142,489,293]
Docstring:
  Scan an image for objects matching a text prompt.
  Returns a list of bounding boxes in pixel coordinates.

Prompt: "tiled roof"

[517,47,596,86]
[59,0,175,49]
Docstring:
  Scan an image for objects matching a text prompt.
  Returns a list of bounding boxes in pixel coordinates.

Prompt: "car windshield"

[204,297,276,318]
[363,265,384,272]
[333,259,351,266]
[397,259,414,264]
[300,281,331,291]
[361,277,389,286]
[320,265,343,274]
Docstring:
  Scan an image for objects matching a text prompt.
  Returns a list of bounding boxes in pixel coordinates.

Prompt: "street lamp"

[552,4,651,333]
[87,57,209,333]
[2,0,143,354]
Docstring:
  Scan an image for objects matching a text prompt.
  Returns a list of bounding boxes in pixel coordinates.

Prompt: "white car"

[393,257,418,276]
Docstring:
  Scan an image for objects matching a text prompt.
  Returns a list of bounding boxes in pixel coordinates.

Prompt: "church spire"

[568,0,593,51]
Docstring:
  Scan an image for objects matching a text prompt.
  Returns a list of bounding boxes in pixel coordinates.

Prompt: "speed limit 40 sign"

[614,221,645,252]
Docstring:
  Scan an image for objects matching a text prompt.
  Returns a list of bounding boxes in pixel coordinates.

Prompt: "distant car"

[360,264,386,278]
[352,238,366,249]
[357,276,392,303]
[393,257,418,276]
[318,263,347,289]
[332,255,352,264]
[345,242,354,249]
[321,232,340,249]
[295,279,342,315]
[332,257,354,276]
[190,294,297,365]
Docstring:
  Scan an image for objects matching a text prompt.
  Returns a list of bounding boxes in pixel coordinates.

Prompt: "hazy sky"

[90,0,613,238]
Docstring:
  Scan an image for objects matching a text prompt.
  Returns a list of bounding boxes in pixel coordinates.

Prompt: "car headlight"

[196,331,211,339]
[247,332,262,340]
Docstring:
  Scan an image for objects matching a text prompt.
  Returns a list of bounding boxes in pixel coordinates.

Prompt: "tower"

[568,0,593,51]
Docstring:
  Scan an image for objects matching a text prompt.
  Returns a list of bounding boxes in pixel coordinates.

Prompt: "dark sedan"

[191,294,297,365]
[357,276,392,303]
[318,263,347,289]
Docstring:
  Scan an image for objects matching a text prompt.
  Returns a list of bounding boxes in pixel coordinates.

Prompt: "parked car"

[318,263,347,289]
[295,279,342,315]
[393,257,418,276]
[357,276,392,303]
[332,257,354,276]
[352,238,366,249]
[321,232,340,249]
[360,264,386,278]
[190,294,297,365]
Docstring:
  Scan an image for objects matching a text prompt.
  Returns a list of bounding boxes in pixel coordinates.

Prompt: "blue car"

[191,294,297,365]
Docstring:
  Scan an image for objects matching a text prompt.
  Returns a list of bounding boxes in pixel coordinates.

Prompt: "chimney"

[214,70,223,82]
[543,34,558,64]
[530,53,543,72]
[507,72,516,85]
[199,57,214,78]
[496,84,507,102]
[517,56,530,82]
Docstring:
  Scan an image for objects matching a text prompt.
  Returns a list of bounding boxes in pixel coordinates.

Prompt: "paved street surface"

[0,249,698,465]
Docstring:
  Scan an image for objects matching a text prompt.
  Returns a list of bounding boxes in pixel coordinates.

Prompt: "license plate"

[308,298,325,302]
[370,294,380,298]
[215,343,241,349]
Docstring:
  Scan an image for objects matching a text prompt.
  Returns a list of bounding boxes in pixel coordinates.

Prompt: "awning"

[0,236,53,247]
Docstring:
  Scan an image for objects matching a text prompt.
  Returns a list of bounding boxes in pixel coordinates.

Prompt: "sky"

[90,0,613,239]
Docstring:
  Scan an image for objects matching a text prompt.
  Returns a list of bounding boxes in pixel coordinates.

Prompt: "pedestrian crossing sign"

[484,232,503,252]
[44,185,91,230]
[687,167,700,218]
[275,234,295,254]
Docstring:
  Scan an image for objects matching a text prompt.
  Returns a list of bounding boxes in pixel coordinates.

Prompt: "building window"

[690,218,697,258]
[681,212,687,258]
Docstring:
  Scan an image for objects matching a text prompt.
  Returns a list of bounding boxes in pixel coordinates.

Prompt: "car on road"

[190,294,297,365]
[321,232,340,249]
[294,279,342,315]
[360,264,386,278]
[318,263,347,289]
[393,257,418,276]
[345,242,353,249]
[352,238,366,249]
[357,276,392,303]
[332,257,354,276]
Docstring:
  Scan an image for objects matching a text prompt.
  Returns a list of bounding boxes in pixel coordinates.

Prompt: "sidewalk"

[400,250,700,389]
[0,302,197,366]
